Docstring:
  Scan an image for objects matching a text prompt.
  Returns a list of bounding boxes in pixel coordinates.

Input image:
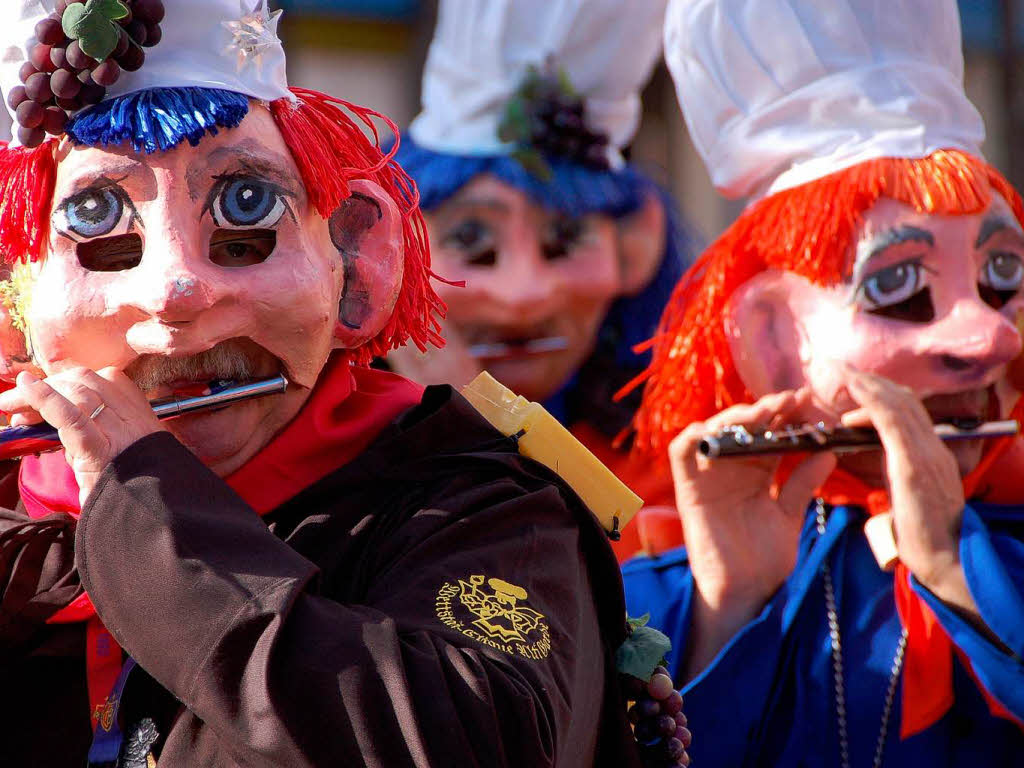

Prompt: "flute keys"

[722,425,754,445]
[809,421,831,445]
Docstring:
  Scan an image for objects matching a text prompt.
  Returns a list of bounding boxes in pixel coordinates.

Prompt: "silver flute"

[699,418,1020,459]
[0,374,289,460]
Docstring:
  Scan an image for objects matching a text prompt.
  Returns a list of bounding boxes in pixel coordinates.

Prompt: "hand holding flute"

[0,367,288,506]
[671,371,975,684]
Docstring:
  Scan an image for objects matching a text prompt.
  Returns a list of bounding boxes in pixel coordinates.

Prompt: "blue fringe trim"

[393,135,698,369]
[66,87,250,154]
[394,135,646,219]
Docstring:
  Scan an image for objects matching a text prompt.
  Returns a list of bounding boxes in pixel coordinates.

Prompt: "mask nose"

[112,216,231,320]
[104,227,239,356]
[928,298,1022,374]
[116,250,221,324]
[481,248,563,324]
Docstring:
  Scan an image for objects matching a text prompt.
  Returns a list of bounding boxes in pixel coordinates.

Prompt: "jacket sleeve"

[76,432,618,768]
[623,505,846,768]
[0,506,80,651]
[624,544,794,768]
[911,503,1024,718]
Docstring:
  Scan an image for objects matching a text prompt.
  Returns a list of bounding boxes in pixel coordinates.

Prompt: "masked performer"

[388,0,694,560]
[0,1,651,765]
[623,0,1024,764]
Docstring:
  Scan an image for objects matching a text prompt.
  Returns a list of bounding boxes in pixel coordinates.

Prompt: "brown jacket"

[0,386,639,767]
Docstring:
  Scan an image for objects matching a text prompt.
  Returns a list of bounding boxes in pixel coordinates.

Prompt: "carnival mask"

[424,175,663,401]
[727,195,1024,474]
[0,105,406,472]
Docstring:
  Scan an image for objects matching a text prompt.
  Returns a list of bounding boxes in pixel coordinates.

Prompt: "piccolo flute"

[699,418,1019,459]
[0,374,289,461]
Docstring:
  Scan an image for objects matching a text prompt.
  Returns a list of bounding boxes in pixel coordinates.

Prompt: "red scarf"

[19,358,423,726]
[819,395,1024,739]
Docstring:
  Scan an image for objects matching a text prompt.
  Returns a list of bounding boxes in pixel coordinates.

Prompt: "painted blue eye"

[62,188,124,238]
[212,178,287,228]
[859,261,923,308]
[981,252,1024,292]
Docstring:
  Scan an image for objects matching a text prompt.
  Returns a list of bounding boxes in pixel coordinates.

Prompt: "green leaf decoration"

[615,624,672,681]
[497,98,529,144]
[556,68,578,98]
[95,0,131,18]
[520,65,543,100]
[627,613,651,630]
[511,148,552,182]
[62,0,130,62]
[498,62,595,179]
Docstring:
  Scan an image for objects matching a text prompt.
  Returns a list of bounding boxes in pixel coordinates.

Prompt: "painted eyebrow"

[850,223,934,284]
[864,224,934,262]
[55,159,146,200]
[186,142,300,200]
[975,214,1023,249]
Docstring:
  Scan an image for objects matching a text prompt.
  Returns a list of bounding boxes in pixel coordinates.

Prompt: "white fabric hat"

[665,0,986,200]
[1,0,291,146]
[409,0,668,165]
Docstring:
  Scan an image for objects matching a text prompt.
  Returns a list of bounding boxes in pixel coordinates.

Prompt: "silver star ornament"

[223,0,284,73]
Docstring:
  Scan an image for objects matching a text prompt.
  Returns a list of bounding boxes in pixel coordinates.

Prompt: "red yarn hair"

[273,88,443,363]
[0,140,58,265]
[630,150,1024,455]
[0,88,444,364]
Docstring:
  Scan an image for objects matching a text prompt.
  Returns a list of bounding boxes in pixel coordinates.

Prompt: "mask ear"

[329,179,406,351]
[726,269,807,397]
[617,190,666,296]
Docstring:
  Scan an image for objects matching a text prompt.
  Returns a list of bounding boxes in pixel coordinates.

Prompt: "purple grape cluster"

[623,668,692,767]
[8,0,166,148]
[528,89,611,171]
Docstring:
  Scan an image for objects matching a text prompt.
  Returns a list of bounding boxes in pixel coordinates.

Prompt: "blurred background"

[5,0,1024,245]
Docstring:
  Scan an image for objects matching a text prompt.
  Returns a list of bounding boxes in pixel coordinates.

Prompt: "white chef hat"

[664,0,985,200]
[409,0,668,167]
[0,0,292,147]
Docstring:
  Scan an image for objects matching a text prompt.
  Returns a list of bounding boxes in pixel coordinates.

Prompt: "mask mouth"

[922,384,1000,426]
[463,325,570,360]
[468,336,570,360]
[125,338,281,400]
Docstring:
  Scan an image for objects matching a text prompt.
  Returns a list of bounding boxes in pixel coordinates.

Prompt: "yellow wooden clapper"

[462,372,643,536]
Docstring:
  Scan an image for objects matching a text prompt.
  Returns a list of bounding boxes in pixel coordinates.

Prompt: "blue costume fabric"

[622,501,1024,767]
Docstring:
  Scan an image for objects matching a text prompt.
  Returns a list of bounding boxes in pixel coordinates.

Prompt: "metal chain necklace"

[816,500,909,768]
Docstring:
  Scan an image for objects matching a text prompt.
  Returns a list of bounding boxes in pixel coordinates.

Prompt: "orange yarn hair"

[630,149,1024,455]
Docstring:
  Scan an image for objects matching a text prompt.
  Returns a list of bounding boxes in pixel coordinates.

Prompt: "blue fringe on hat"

[66,87,250,154]
[394,135,646,219]
[393,135,697,370]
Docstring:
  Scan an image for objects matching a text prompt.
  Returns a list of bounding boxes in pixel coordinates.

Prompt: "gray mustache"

[125,344,257,392]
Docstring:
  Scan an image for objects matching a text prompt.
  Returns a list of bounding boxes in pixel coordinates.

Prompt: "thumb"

[777,452,837,516]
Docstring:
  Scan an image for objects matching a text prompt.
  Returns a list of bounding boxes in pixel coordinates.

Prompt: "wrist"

[892,510,961,589]
[692,567,777,616]
[904,547,963,599]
